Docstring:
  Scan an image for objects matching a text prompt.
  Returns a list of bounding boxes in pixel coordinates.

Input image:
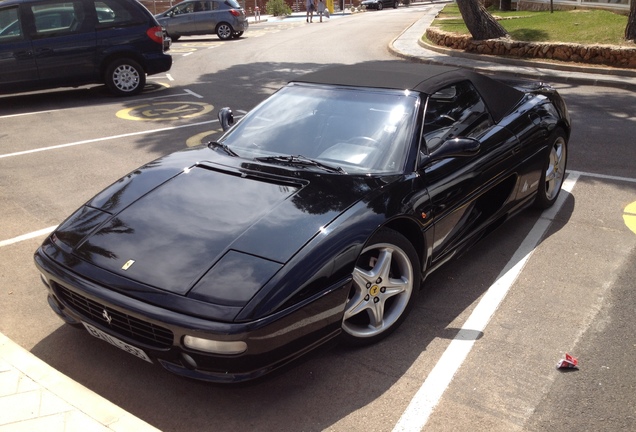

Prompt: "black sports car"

[34,62,570,383]
[361,0,399,10]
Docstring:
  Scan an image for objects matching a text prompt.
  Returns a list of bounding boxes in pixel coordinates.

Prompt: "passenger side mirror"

[218,107,234,131]
[420,137,480,167]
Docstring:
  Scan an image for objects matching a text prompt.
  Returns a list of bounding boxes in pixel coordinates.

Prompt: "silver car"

[155,0,248,41]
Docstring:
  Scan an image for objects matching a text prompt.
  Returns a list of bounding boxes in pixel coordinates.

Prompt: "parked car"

[0,0,172,96]
[34,62,570,383]
[155,0,248,41]
[361,0,399,10]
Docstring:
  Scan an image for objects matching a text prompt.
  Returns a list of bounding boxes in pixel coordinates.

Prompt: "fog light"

[183,336,247,355]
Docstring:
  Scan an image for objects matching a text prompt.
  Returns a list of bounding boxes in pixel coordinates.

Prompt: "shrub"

[266,0,292,16]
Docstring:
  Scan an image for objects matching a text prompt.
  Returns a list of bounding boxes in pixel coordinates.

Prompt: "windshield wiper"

[255,155,346,174]
[207,141,239,157]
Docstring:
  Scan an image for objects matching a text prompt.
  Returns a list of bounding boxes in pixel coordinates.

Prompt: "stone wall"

[425,27,636,69]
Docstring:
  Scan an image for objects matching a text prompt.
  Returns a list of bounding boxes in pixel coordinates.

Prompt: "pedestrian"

[254,5,260,22]
[306,0,315,22]
[316,0,326,22]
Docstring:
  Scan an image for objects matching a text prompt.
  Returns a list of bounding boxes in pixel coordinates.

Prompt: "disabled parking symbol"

[116,101,213,121]
[624,201,636,235]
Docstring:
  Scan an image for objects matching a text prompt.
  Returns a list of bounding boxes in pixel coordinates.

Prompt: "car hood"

[52,153,379,297]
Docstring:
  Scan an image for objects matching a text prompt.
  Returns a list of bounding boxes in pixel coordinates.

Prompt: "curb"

[0,332,160,432]
[388,3,636,91]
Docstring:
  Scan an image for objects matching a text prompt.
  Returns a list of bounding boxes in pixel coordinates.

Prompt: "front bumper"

[35,246,350,383]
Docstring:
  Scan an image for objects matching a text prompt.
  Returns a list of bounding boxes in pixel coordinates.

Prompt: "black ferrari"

[34,62,570,383]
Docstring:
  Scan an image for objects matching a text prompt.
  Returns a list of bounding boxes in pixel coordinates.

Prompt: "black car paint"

[34,65,570,382]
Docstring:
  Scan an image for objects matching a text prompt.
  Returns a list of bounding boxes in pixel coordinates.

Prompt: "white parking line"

[393,172,580,432]
[0,119,218,160]
[0,226,57,248]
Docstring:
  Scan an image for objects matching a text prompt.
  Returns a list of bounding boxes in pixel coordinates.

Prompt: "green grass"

[434,3,630,45]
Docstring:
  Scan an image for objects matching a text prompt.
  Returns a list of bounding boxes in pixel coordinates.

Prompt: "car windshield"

[219,83,419,174]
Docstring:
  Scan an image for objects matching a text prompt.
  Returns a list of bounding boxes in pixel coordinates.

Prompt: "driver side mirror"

[420,137,480,167]
[218,107,234,131]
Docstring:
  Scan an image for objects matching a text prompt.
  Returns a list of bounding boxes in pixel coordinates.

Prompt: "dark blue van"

[0,0,172,96]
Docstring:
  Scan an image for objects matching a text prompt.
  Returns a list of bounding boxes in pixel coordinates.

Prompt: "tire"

[216,23,233,40]
[377,2,383,10]
[340,228,420,346]
[170,34,180,41]
[104,58,145,96]
[534,128,568,209]
[393,1,398,7]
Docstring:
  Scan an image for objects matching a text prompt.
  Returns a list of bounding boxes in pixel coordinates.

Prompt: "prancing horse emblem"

[102,309,113,325]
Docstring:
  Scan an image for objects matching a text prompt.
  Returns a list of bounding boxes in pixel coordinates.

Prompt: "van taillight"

[229,9,240,16]
[146,26,164,45]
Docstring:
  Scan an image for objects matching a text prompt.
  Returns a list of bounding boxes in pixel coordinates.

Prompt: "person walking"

[316,0,326,22]
[306,0,315,22]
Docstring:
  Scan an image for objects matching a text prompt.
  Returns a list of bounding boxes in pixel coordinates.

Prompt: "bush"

[266,0,292,16]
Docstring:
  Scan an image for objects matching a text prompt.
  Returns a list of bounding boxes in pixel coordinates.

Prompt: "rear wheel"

[534,128,568,209]
[378,2,383,10]
[341,228,420,346]
[104,58,145,96]
[216,23,233,40]
[169,34,180,41]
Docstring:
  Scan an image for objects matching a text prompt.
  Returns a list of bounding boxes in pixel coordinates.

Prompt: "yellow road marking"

[116,101,213,121]
[624,201,636,235]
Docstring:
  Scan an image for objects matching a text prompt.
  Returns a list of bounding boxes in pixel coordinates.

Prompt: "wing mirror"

[218,107,234,132]
[420,137,480,167]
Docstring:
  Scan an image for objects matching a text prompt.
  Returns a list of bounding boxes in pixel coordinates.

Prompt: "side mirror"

[421,137,480,167]
[218,107,234,132]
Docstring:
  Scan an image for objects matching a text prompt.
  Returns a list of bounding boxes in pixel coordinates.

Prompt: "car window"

[95,0,145,27]
[0,7,22,40]
[422,81,493,153]
[30,1,87,37]
[220,84,419,174]
[224,0,241,8]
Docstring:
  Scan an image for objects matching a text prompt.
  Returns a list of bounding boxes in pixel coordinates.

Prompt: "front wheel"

[534,128,568,209]
[377,2,384,10]
[104,58,145,96]
[216,23,233,40]
[340,228,420,346]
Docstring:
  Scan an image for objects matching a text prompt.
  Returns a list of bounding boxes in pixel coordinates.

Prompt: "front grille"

[56,284,174,349]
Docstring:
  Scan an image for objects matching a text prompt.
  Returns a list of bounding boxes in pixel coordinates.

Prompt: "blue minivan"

[0,0,172,96]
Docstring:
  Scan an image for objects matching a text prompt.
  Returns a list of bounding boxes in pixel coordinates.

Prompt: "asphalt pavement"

[2,4,635,431]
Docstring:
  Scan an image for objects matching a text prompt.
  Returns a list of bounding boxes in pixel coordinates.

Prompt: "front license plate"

[83,322,153,363]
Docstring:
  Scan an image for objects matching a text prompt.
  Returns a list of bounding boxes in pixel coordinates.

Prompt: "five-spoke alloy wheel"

[341,228,419,345]
[534,128,568,209]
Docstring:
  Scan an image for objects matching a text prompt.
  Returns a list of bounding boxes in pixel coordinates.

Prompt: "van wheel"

[105,59,146,96]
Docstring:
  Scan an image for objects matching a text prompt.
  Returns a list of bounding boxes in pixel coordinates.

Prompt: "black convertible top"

[294,61,525,124]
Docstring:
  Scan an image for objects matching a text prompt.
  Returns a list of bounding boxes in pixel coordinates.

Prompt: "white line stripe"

[0,226,57,248]
[0,119,218,160]
[568,170,636,184]
[393,173,580,432]
[0,110,57,119]
[184,89,204,99]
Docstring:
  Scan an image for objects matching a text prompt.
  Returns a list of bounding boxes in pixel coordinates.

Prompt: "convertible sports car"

[34,61,570,383]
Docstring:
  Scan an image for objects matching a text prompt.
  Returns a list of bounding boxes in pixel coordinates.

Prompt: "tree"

[626,0,636,41]
[456,0,508,41]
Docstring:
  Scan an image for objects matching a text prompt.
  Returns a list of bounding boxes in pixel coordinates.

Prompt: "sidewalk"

[0,333,159,432]
[2,6,635,432]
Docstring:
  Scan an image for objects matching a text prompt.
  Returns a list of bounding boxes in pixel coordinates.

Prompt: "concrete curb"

[0,332,160,432]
